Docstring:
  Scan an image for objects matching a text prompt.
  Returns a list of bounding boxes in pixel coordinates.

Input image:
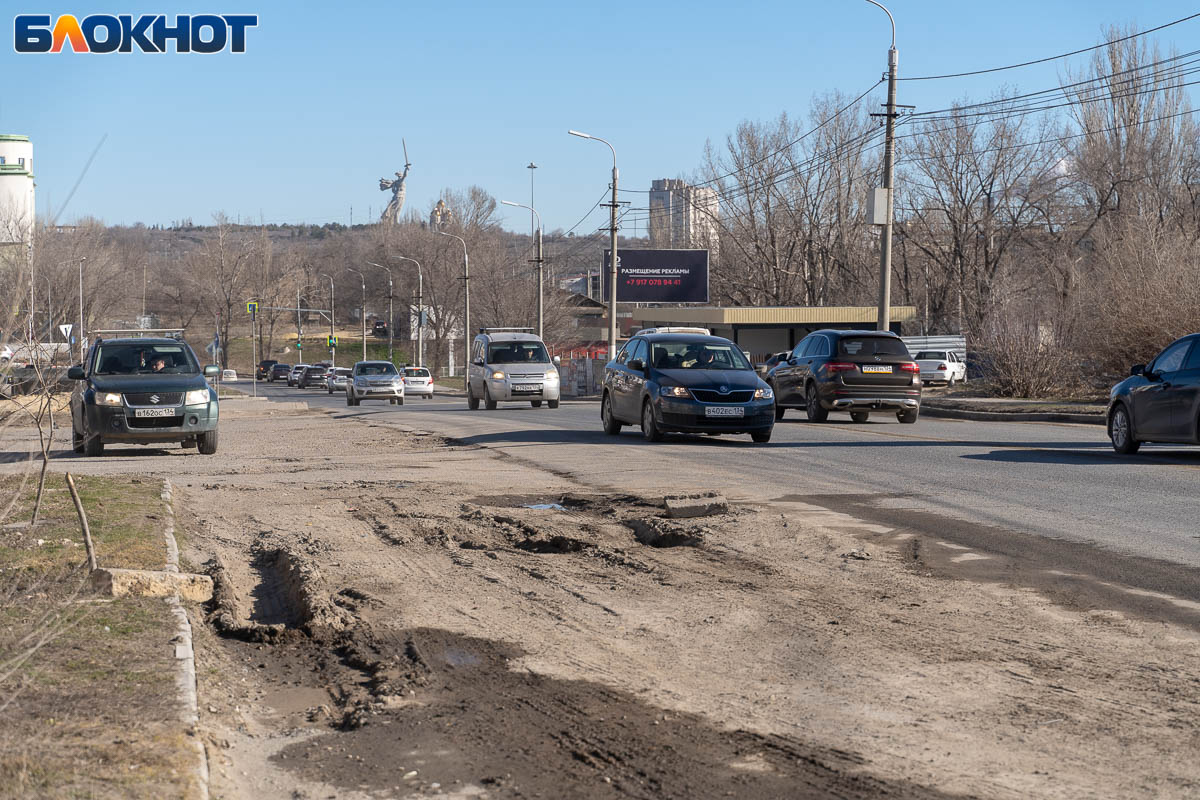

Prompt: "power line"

[899,12,1200,81]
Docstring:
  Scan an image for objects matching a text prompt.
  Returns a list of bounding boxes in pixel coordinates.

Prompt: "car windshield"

[650,341,753,371]
[839,337,910,357]
[356,363,397,376]
[404,368,430,378]
[307,366,326,374]
[488,342,549,364]
[93,343,198,375]
[914,351,946,360]
[334,369,352,377]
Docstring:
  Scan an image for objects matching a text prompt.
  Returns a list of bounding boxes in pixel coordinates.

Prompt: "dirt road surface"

[7,397,1199,799]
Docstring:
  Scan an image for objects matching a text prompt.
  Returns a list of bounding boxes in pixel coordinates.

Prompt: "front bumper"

[350,382,405,399]
[487,377,560,402]
[86,401,218,443]
[655,397,775,433]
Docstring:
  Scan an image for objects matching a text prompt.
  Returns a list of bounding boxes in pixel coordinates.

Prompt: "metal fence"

[901,335,967,359]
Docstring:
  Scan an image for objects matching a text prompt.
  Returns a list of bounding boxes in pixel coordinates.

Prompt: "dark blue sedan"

[601,329,775,443]
[1108,332,1200,454]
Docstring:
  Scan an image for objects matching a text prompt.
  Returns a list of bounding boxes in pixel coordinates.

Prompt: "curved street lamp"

[569,129,619,359]
[345,268,367,361]
[319,273,336,367]
[438,230,470,378]
[365,261,394,364]
[501,200,544,339]
[864,0,898,331]
[392,256,424,367]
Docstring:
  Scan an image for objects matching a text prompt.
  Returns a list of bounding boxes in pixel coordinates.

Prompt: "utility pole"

[438,232,470,380]
[347,268,367,361]
[320,273,336,367]
[394,256,424,367]
[296,286,303,358]
[568,130,620,359]
[501,200,544,339]
[77,256,87,362]
[365,262,394,364]
[867,0,898,333]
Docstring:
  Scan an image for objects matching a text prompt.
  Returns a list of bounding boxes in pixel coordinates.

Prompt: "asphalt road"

[250,380,1200,626]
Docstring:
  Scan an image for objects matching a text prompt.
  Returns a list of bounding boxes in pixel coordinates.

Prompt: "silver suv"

[467,329,560,410]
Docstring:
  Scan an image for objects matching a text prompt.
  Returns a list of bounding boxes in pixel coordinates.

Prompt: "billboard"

[601,249,709,303]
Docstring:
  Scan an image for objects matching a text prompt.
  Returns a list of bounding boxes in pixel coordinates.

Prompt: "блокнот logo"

[14,14,258,53]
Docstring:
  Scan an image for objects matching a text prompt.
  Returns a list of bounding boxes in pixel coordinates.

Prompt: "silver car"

[287,364,309,387]
[346,361,404,406]
[403,366,434,399]
[326,367,352,394]
[466,329,561,410]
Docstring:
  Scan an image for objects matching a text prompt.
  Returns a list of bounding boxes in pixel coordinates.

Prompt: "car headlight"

[491,371,505,380]
[659,386,689,397]
[355,377,367,385]
[96,392,122,406]
[185,389,209,405]
[755,386,774,400]
[544,370,559,380]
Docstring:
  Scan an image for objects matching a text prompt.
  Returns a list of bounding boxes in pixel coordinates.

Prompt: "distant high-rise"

[648,178,718,252]
[0,135,34,245]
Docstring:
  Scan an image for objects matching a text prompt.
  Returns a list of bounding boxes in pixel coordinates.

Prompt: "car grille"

[662,411,773,427]
[124,392,183,406]
[690,389,754,403]
[127,415,184,428]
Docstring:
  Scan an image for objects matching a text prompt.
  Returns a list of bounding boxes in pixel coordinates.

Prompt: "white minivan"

[467,329,560,410]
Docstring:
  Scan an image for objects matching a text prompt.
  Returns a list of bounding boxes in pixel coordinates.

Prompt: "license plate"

[861,365,893,373]
[134,407,175,418]
[704,406,745,417]
[514,384,539,392]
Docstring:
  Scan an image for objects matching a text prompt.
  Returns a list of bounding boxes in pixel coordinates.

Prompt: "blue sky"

[3,1,1198,235]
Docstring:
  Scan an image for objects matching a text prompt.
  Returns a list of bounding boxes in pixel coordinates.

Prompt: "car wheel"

[328,387,333,394]
[84,431,103,457]
[641,400,664,442]
[1110,404,1140,454]
[72,425,84,454]
[751,429,772,444]
[467,385,479,410]
[774,404,786,421]
[346,393,353,406]
[601,393,622,435]
[198,429,218,455]
[397,397,404,405]
[850,411,869,423]
[898,407,919,424]
[547,399,559,409]
[531,400,542,408]
[484,386,497,410]
[805,383,828,423]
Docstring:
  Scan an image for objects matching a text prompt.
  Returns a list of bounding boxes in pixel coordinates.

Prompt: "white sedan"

[402,367,434,399]
[913,350,967,386]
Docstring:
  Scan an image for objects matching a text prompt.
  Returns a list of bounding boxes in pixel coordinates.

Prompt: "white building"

[648,178,718,252]
[0,135,35,245]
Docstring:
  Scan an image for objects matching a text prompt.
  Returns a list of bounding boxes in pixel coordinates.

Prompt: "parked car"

[756,351,790,376]
[601,328,774,443]
[269,362,291,382]
[767,330,921,424]
[347,360,405,405]
[403,366,434,399]
[256,359,278,381]
[221,369,238,382]
[326,367,352,394]
[287,364,309,387]
[1107,333,1200,454]
[913,350,967,386]
[68,335,220,456]
[467,328,561,410]
[298,364,328,388]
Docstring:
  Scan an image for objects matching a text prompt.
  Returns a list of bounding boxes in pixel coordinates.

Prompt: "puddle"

[524,503,566,511]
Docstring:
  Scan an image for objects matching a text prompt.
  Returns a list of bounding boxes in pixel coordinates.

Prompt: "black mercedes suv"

[767,330,921,423]
[68,335,220,456]
[601,328,774,443]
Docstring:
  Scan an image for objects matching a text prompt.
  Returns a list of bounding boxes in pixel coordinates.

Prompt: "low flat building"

[629,305,918,360]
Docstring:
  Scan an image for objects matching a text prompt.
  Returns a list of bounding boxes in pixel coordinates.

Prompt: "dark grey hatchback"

[1107,332,1200,454]
[601,329,775,443]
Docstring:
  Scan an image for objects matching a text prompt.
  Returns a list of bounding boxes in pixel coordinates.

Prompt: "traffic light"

[295,342,302,350]
[327,335,338,348]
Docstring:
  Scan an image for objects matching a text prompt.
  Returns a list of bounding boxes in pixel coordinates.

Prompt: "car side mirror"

[1130,364,1145,376]
[628,358,645,372]
[67,366,85,380]
[552,355,561,366]
[473,359,484,367]
[204,365,220,377]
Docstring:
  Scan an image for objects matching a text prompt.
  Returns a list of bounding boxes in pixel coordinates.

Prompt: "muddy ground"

[8,398,1199,799]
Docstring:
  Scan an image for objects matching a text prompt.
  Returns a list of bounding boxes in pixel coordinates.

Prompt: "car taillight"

[936,364,946,370]
[824,362,856,374]
[899,362,920,373]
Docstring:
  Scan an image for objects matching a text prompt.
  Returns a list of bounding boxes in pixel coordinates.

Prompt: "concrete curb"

[921,404,1105,426]
[161,479,211,800]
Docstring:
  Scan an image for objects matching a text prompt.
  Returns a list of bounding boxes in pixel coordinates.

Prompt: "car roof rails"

[92,328,186,341]
[635,326,711,336]
[480,327,534,333]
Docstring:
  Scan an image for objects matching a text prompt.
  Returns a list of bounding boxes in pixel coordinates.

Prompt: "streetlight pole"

[501,200,544,339]
[320,273,336,367]
[438,231,470,379]
[346,268,367,361]
[866,0,898,332]
[569,129,620,360]
[76,256,86,362]
[393,256,424,367]
[527,162,538,240]
[365,261,394,365]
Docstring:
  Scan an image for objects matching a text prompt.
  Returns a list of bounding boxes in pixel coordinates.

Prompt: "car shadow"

[962,447,1200,466]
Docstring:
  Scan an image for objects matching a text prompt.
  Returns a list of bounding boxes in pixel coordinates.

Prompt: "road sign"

[59,324,73,340]
[246,301,258,315]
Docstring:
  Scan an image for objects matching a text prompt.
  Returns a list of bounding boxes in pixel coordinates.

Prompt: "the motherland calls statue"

[379,140,411,225]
